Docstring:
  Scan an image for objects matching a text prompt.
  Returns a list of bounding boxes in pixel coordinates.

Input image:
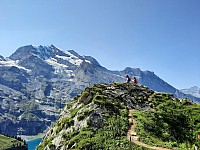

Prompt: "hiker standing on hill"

[133,77,138,85]
[126,75,131,83]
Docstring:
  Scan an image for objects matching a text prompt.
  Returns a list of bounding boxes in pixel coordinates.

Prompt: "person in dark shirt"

[126,75,131,83]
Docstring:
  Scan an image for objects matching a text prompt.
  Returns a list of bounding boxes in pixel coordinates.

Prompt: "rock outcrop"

[37,83,156,150]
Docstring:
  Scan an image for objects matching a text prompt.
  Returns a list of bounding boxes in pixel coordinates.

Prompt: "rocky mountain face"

[181,86,200,98]
[0,45,199,136]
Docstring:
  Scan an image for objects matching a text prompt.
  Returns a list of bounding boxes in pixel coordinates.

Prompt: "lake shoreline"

[26,137,43,150]
[19,133,45,141]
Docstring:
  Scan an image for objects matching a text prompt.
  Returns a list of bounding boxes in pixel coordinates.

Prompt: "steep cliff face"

[38,83,200,150]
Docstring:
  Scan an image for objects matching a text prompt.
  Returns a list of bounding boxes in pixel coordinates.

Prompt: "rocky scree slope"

[0,45,199,136]
[37,83,155,150]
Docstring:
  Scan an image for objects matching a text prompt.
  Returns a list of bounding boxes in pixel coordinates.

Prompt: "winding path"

[127,109,171,150]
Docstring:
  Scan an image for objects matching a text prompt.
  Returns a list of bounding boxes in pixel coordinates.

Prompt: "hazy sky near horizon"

[0,0,199,89]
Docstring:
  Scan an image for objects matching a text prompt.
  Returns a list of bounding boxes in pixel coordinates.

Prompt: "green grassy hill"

[37,83,200,150]
[0,134,28,150]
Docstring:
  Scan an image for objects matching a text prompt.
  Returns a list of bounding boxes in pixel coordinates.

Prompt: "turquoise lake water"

[26,138,42,150]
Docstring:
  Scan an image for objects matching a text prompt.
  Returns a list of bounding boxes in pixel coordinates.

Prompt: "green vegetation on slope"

[0,134,28,150]
[65,110,129,149]
[133,93,200,149]
[37,83,200,150]
[37,83,151,150]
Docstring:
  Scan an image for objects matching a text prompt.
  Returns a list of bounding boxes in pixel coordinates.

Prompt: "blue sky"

[0,0,199,89]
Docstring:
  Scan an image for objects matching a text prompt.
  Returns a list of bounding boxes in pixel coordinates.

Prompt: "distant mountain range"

[181,86,200,98]
[0,45,199,136]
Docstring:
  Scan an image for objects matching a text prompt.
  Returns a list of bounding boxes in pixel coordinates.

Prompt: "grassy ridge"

[0,134,27,150]
[37,83,200,150]
[37,83,151,150]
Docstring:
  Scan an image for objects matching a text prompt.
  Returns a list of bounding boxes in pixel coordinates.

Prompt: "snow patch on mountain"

[0,59,31,72]
[85,60,91,64]
[46,58,68,68]
[55,54,83,66]
[46,58,75,76]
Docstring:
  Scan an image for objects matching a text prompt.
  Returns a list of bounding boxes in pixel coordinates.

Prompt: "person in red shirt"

[133,77,138,85]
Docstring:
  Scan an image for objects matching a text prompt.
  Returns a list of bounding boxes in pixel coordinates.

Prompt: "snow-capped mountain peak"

[46,46,93,67]
[9,45,58,60]
[8,45,94,76]
[9,45,90,64]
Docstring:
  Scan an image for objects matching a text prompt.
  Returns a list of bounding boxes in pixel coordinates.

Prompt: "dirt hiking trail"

[127,109,171,150]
